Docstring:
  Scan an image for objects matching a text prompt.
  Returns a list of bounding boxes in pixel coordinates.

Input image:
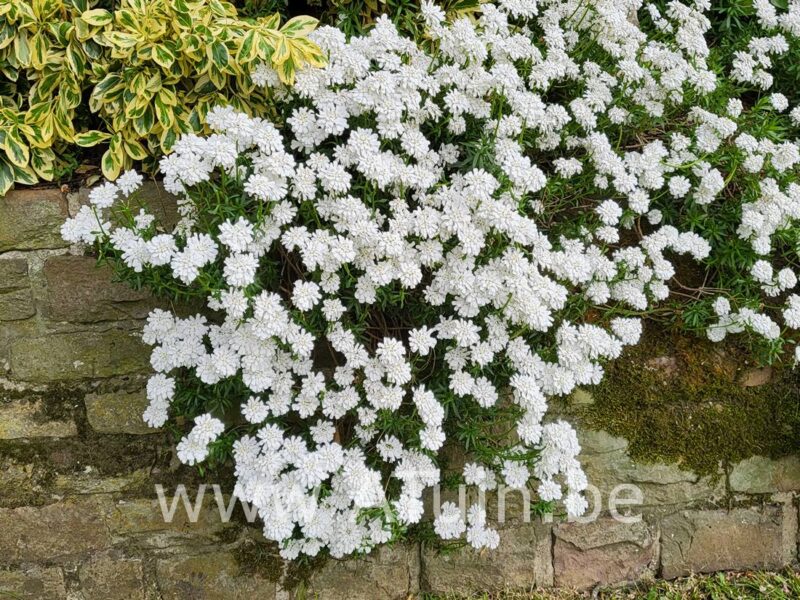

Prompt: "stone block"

[553,518,657,589]
[104,495,229,546]
[85,389,153,434]
[660,506,795,579]
[422,522,553,594]
[76,182,180,230]
[0,565,66,599]
[729,455,800,494]
[9,329,150,382]
[42,255,158,322]
[0,496,112,562]
[578,429,725,509]
[302,544,419,600]
[0,400,77,439]
[157,552,276,600]
[0,258,35,321]
[53,468,152,497]
[78,552,146,600]
[0,188,69,251]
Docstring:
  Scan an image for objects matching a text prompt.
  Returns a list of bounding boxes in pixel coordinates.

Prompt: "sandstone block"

[76,182,180,230]
[422,522,553,594]
[0,496,112,562]
[302,543,419,600]
[0,400,77,439]
[0,188,69,251]
[553,518,657,589]
[157,552,276,600]
[85,389,153,434]
[78,552,146,600]
[9,329,149,382]
[729,455,800,494]
[0,258,34,321]
[0,565,66,599]
[578,429,725,509]
[660,506,795,579]
[42,255,158,322]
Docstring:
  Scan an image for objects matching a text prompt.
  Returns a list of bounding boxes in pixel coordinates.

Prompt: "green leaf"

[211,40,229,70]
[80,8,112,26]
[0,160,13,196]
[3,128,29,168]
[237,30,258,64]
[280,16,318,39]
[30,147,54,180]
[101,134,123,180]
[123,138,147,160]
[14,32,30,65]
[12,163,37,186]
[74,130,112,147]
[153,43,175,69]
[66,44,85,77]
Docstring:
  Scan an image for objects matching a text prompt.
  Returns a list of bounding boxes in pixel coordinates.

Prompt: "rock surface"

[553,518,657,589]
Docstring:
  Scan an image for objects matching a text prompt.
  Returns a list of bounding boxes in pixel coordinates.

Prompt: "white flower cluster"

[61,0,800,559]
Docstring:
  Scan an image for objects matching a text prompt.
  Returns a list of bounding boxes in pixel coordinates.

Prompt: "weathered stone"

[77,182,180,230]
[570,388,594,405]
[9,329,149,382]
[54,468,152,496]
[729,455,800,494]
[78,552,146,600]
[85,389,153,434]
[0,188,69,251]
[0,258,35,321]
[104,495,229,545]
[157,552,276,599]
[423,522,553,594]
[740,366,772,387]
[578,430,725,509]
[0,496,112,562]
[660,506,795,579]
[42,255,158,322]
[0,565,66,599]
[553,518,657,589]
[0,400,77,439]
[302,544,419,600]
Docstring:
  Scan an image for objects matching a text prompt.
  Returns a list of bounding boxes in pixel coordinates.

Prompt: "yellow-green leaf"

[0,161,13,196]
[29,32,49,70]
[153,43,175,69]
[101,134,123,180]
[123,138,147,160]
[236,29,258,64]
[14,32,30,65]
[280,15,318,39]
[30,147,54,180]
[81,8,112,27]
[3,128,29,168]
[271,34,290,66]
[74,130,112,147]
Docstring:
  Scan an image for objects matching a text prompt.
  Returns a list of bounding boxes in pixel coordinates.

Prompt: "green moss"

[0,383,81,420]
[283,553,329,594]
[580,324,800,476]
[232,537,283,583]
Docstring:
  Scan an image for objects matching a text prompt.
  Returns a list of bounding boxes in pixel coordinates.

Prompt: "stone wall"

[0,187,798,599]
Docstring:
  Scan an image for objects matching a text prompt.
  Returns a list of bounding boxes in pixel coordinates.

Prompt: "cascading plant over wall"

[61,0,800,560]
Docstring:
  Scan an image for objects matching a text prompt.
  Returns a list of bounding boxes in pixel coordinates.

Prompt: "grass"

[422,569,800,599]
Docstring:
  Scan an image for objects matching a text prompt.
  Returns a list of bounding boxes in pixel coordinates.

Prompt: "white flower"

[292,281,321,311]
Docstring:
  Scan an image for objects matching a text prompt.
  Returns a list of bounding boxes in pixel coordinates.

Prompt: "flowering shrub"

[62,0,800,560]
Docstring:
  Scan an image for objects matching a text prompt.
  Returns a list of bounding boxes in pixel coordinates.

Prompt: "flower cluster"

[62,0,800,559]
